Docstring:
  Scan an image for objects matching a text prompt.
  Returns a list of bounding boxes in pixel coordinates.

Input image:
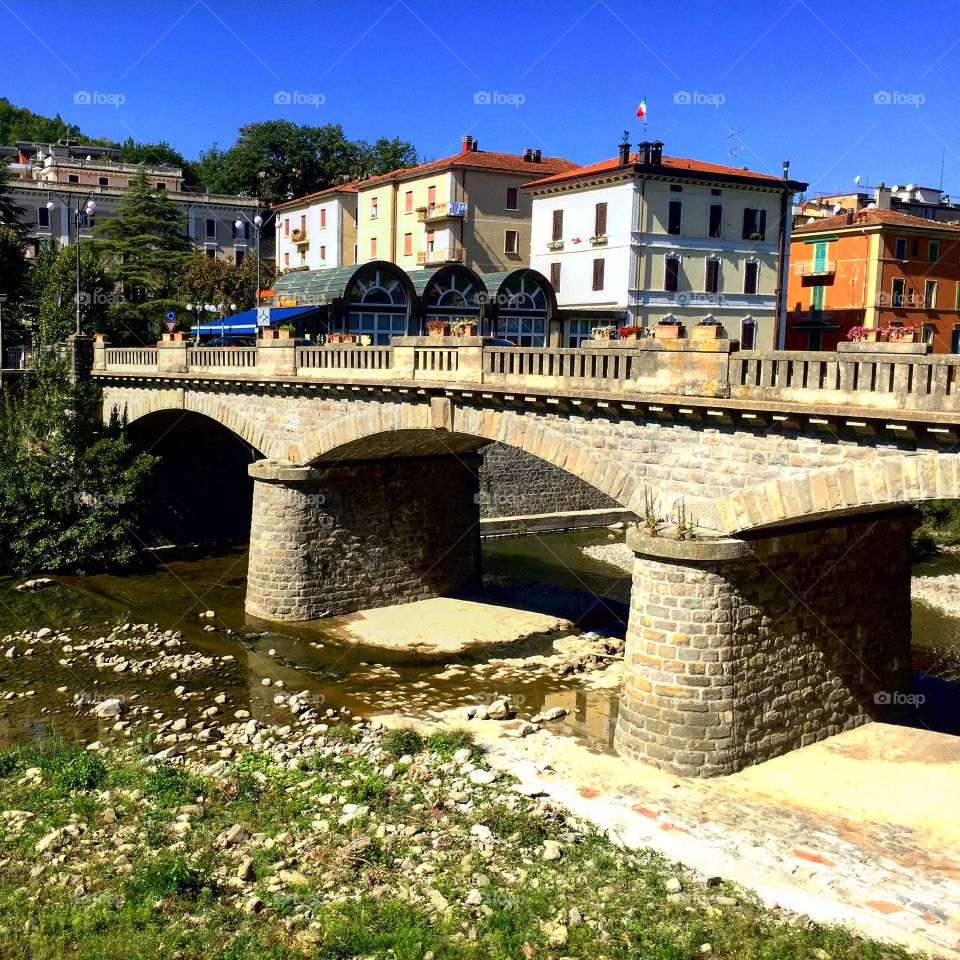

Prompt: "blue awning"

[194,306,322,336]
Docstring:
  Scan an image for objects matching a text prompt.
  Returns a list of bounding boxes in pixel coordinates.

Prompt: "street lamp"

[234,209,277,311]
[55,195,97,336]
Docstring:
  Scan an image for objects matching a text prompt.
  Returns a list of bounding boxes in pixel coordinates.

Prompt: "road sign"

[256,307,271,328]
[163,312,178,333]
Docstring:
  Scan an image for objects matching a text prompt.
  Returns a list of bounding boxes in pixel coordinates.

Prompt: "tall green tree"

[178,252,276,320]
[117,138,197,185]
[0,162,29,300]
[96,167,193,343]
[0,356,156,573]
[31,244,112,345]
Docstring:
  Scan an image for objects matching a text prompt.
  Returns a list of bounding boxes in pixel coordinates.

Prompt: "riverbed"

[1,528,958,748]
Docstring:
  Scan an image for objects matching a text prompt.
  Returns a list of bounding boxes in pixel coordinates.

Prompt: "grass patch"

[125,852,212,903]
[425,728,481,760]
[380,727,425,759]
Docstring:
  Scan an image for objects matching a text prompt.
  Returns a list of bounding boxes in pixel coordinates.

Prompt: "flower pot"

[277,329,294,340]
[888,328,916,343]
[453,323,477,337]
[261,328,277,340]
[161,332,186,342]
[654,323,682,340]
[593,330,614,341]
[427,322,450,337]
[863,329,888,343]
[691,324,722,340]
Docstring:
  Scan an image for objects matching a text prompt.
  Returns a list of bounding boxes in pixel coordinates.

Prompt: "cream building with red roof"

[525,138,807,349]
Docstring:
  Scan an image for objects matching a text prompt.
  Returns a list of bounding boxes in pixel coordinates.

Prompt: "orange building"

[785,209,960,351]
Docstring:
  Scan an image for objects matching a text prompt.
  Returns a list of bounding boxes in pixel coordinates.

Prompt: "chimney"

[523,148,533,162]
[461,136,472,154]
[471,138,479,152]
[649,141,663,166]
[637,140,651,165]
[845,210,854,225]
[618,134,630,165]
[782,159,790,180]
[875,183,891,210]
[532,149,541,163]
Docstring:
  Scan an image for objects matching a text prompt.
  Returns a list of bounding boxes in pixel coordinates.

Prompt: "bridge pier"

[615,511,917,777]
[244,456,482,621]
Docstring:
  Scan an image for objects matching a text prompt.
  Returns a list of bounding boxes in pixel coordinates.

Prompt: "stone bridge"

[91,335,960,777]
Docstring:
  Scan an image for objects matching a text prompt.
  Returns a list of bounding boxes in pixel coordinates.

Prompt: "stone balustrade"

[93,336,960,417]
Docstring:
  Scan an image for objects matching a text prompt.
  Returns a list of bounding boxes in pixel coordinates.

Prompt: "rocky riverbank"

[0,703,923,959]
[912,573,960,618]
[581,541,635,574]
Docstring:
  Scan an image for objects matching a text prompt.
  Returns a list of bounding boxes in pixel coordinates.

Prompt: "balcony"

[417,201,467,223]
[290,229,309,246]
[417,245,465,266]
[547,239,564,250]
[589,234,608,246]
[794,259,836,277]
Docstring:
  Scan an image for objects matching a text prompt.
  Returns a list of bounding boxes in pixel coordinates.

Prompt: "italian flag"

[636,97,647,120]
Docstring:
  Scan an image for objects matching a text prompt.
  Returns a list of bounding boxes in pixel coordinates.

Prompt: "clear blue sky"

[4,0,960,198]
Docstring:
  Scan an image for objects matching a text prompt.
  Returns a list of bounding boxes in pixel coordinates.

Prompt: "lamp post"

[52,195,98,336]
[234,209,277,311]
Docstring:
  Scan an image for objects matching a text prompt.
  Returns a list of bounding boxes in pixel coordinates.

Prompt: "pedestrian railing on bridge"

[93,337,960,416]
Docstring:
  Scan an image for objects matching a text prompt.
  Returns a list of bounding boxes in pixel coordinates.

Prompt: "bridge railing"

[94,338,960,416]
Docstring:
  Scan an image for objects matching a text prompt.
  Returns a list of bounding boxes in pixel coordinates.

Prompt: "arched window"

[346,266,410,344]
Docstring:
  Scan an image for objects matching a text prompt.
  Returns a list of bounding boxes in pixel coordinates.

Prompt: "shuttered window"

[592,258,605,291]
[594,202,607,236]
[550,261,561,293]
[552,209,564,241]
[664,257,679,292]
[668,201,682,235]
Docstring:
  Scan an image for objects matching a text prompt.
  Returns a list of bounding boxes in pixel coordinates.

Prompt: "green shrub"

[379,728,424,759]
[54,753,107,792]
[126,853,208,902]
[425,728,480,761]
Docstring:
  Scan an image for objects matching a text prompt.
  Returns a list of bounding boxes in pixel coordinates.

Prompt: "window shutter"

[592,258,605,291]
[550,261,561,293]
[594,202,607,236]
[758,209,767,239]
[552,209,563,241]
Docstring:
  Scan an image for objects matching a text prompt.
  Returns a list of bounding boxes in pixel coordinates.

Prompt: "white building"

[273,182,359,272]
[526,139,807,348]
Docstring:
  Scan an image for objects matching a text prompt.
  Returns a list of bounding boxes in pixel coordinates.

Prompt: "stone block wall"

[245,455,481,621]
[615,511,915,777]
[477,442,617,519]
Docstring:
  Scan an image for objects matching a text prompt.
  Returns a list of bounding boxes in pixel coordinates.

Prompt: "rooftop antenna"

[940,148,946,193]
[726,129,745,159]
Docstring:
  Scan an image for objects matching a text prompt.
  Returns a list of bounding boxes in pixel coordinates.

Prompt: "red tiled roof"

[357,150,577,188]
[273,180,361,211]
[524,153,798,190]
[793,207,960,234]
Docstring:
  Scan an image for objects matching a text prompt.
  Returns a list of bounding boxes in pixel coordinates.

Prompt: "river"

[0,529,958,748]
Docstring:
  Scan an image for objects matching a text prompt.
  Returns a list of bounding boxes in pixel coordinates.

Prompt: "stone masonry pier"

[90,336,960,775]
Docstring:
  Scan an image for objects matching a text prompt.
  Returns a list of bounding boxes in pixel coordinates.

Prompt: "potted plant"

[847,325,888,343]
[591,324,618,341]
[261,327,277,340]
[618,325,644,341]
[452,319,477,337]
[427,319,450,337]
[888,324,917,343]
[277,324,296,340]
[691,318,723,340]
[654,318,683,339]
[161,331,187,342]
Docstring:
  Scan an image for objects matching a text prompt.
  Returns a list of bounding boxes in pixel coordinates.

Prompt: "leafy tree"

[356,136,419,177]
[117,138,197,185]
[96,167,193,343]
[0,162,29,300]
[178,252,276,320]
[0,356,156,573]
[31,244,111,345]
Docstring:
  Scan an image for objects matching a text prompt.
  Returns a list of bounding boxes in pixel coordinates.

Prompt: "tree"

[96,167,194,343]
[0,356,156,573]
[117,138,198,185]
[30,244,112,345]
[178,252,277,321]
[355,137,419,177]
[0,162,29,300]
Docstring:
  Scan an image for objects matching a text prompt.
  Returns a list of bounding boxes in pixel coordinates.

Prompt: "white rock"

[469,769,497,786]
[542,840,562,861]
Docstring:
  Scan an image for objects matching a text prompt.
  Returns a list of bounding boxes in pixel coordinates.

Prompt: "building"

[797,182,960,225]
[272,182,359,272]
[525,139,807,348]
[352,137,577,274]
[1,139,268,263]
[785,208,960,351]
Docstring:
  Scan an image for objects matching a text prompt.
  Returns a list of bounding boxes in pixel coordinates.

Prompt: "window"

[206,248,216,260]
[808,329,823,350]
[370,197,378,219]
[594,202,607,236]
[956,282,960,309]
[923,323,936,345]
[952,326,960,354]
[498,316,547,348]
[320,245,326,260]
[566,319,596,347]
[370,237,377,258]
[892,278,905,307]
[667,200,682,235]
[912,240,920,257]
[592,258,605,291]
[284,219,290,236]
[811,284,824,312]
[929,240,940,262]
[235,250,245,266]
[711,188,722,196]
[894,237,906,260]
[428,185,436,205]
[705,259,720,294]
[744,261,759,295]
[506,187,519,210]
[37,206,50,228]
[504,230,519,254]
[99,176,109,186]
[156,182,165,190]
[404,191,413,214]
[426,229,435,254]
[925,280,938,309]
[320,208,327,228]
[300,214,306,233]
[205,218,216,240]
[68,174,79,183]
[550,261,561,293]
[709,204,722,239]
[740,318,757,349]
[403,233,412,256]
[552,209,563,242]
[742,208,766,240]
[670,184,683,192]
[664,256,680,292]
[284,252,290,266]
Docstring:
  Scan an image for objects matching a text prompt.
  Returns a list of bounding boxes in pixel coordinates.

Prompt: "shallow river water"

[0,529,958,748]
